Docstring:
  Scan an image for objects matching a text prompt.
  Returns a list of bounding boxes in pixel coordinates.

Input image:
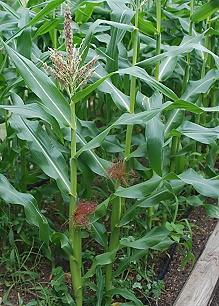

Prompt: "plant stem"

[171,0,194,172]
[182,0,194,92]
[124,0,139,164]
[155,0,161,81]
[69,100,82,306]
[20,140,27,192]
[105,181,122,305]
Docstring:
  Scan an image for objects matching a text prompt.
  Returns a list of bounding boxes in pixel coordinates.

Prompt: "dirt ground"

[0,206,218,305]
[149,206,218,306]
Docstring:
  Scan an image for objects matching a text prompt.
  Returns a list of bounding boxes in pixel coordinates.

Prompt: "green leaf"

[204,204,219,219]
[17,8,32,59]
[165,169,219,198]
[0,1,19,19]
[50,232,73,259]
[191,0,219,22]
[120,226,170,250]
[181,70,219,103]
[2,41,71,126]
[93,66,130,111]
[10,115,70,194]
[138,14,158,35]
[75,3,96,23]
[73,70,115,103]
[105,4,134,76]
[76,132,110,176]
[165,100,203,114]
[137,34,219,70]
[106,288,143,306]
[83,249,118,279]
[32,18,63,40]
[173,121,219,144]
[0,174,49,244]
[138,181,185,208]
[96,267,104,306]
[113,250,147,278]
[144,93,164,176]
[119,66,178,101]
[76,103,171,157]
[91,222,108,248]
[2,92,62,140]
[4,0,66,43]
[28,0,65,27]
[115,174,162,199]
[159,56,178,81]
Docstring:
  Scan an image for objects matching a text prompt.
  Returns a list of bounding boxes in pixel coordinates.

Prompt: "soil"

[149,206,218,306]
[0,206,218,306]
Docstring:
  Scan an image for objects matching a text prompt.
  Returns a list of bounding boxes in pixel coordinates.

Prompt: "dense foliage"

[0,0,219,305]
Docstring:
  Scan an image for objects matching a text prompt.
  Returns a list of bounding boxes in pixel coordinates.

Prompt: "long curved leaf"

[165,169,219,198]
[9,114,70,194]
[191,0,219,22]
[143,93,164,176]
[76,102,171,157]
[1,92,62,140]
[50,232,73,259]
[181,69,219,102]
[172,121,219,144]
[2,41,71,126]
[119,67,178,101]
[120,226,170,249]
[93,66,131,111]
[0,174,49,244]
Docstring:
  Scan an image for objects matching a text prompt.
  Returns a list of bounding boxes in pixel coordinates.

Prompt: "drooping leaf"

[2,41,71,126]
[2,92,62,140]
[138,181,185,208]
[118,66,178,101]
[9,114,70,194]
[137,34,219,69]
[165,100,203,114]
[50,232,73,259]
[92,66,131,111]
[115,174,162,199]
[181,70,219,103]
[173,121,219,144]
[91,222,108,248]
[165,169,219,198]
[0,174,49,244]
[106,288,143,306]
[83,248,118,279]
[76,103,171,157]
[120,226,170,249]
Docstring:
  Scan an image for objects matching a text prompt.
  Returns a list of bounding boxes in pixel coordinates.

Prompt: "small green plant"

[32,267,75,306]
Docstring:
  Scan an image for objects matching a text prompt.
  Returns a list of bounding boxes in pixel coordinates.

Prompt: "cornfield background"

[0,0,219,305]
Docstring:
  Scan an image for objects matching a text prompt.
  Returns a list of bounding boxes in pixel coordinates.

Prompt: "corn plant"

[0,0,219,305]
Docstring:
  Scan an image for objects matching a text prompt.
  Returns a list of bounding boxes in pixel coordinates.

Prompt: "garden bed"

[150,206,219,306]
[0,206,218,306]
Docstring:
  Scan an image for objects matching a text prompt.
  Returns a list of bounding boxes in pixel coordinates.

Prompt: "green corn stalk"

[146,0,162,228]
[124,0,139,163]
[170,0,194,174]
[155,0,161,82]
[105,2,139,303]
[43,8,98,305]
